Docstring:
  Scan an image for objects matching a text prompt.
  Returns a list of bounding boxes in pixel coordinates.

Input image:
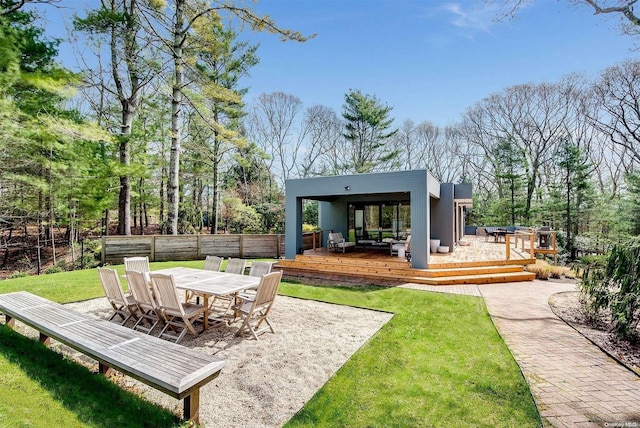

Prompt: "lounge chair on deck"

[328,232,356,253]
[391,235,411,259]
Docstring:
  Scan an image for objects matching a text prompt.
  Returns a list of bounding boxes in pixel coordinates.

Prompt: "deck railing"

[506,230,558,263]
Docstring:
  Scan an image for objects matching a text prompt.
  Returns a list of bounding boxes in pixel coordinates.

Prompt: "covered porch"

[284,170,472,269]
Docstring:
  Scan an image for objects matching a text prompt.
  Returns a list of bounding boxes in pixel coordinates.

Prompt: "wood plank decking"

[275,236,537,286]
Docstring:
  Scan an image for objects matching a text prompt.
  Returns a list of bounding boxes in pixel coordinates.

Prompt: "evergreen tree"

[342,89,399,173]
[555,138,593,260]
[491,137,527,225]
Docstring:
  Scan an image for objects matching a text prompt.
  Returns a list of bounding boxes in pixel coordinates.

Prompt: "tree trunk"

[167,0,185,235]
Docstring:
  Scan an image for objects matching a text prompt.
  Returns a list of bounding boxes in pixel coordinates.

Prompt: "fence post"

[506,235,511,260]
[101,236,106,264]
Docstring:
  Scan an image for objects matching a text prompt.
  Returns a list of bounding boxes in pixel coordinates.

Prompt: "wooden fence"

[102,234,285,264]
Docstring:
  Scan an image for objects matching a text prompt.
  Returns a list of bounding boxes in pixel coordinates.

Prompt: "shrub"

[581,237,640,340]
[8,271,29,279]
[526,261,551,280]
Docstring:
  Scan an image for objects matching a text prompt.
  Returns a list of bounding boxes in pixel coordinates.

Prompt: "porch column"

[410,191,429,269]
[285,196,303,259]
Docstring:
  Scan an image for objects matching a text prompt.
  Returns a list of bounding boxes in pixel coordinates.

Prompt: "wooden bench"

[0,291,225,423]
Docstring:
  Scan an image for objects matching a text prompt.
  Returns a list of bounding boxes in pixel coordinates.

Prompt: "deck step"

[276,260,526,279]
[275,259,536,286]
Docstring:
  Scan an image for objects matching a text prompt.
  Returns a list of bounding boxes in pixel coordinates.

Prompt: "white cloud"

[441,2,501,34]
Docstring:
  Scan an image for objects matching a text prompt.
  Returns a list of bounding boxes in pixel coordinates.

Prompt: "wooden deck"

[275,236,538,286]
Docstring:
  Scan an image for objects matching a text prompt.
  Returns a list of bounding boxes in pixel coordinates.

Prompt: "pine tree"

[342,89,399,173]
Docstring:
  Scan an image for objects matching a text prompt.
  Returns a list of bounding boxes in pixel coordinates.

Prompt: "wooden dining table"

[153,267,260,329]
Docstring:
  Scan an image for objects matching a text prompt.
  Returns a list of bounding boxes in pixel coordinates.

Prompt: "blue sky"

[44,0,639,127]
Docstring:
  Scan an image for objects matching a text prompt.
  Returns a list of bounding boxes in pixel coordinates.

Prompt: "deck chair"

[234,271,283,340]
[124,256,151,282]
[149,273,206,344]
[126,270,161,335]
[225,258,246,274]
[390,235,411,257]
[327,232,356,253]
[98,267,139,325]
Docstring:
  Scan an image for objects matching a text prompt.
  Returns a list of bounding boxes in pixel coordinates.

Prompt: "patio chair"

[149,272,206,343]
[186,255,225,303]
[124,256,151,282]
[225,258,246,275]
[327,232,356,253]
[126,269,161,335]
[234,271,283,340]
[98,267,139,325]
[240,261,275,297]
[248,261,273,277]
[390,235,411,257]
[206,258,247,314]
[203,255,223,271]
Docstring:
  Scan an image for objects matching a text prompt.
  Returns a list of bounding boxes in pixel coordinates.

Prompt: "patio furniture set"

[0,256,283,423]
[328,232,412,261]
[101,255,282,343]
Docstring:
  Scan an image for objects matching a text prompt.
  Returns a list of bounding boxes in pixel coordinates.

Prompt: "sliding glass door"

[348,202,411,243]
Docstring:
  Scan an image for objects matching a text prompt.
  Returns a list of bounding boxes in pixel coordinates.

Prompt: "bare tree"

[461,78,582,220]
[589,60,640,168]
[495,0,640,36]
[299,105,343,177]
[246,92,308,188]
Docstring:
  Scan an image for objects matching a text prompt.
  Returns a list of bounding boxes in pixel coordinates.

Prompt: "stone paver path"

[479,281,640,428]
[398,282,482,297]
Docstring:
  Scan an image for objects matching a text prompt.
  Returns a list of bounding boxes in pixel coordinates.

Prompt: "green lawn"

[0,261,540,427]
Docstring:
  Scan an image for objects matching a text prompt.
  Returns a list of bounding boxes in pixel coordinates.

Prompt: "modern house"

[284,170,473,269]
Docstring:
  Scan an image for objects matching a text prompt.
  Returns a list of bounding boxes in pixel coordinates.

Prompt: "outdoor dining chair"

[124,256,151,282]
[240,261,275,297]
[225,258,246,275]
[248,261,273,277]
[186,255,225,303]
[126,269,161,335]
[98,267,139,325]
[205,258,247,313]
[203,255,223,271]
[233,271,283,340]
[149,272,206,343]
